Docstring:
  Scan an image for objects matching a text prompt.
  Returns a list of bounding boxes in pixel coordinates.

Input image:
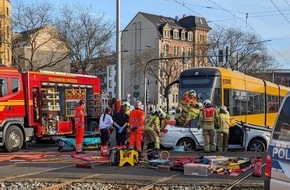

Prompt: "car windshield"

[272,96,290,141]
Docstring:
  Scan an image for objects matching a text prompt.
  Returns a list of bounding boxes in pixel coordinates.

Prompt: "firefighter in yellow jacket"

[143,109,162,150]
[198,99,218,153]
[217,106,231,152]
[183,102,201,127]
[176,90,197,125]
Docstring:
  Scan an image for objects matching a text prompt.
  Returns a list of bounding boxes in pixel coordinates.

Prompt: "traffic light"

[218,50,223,63]
[146,90,150,102]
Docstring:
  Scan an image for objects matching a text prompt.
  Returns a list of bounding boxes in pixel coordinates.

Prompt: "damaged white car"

[160,121,272,152]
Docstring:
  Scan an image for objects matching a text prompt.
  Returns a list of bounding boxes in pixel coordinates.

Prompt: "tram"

[165,67,290,127]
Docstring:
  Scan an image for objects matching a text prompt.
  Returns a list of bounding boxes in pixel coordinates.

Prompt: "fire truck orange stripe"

[0,100,25,106]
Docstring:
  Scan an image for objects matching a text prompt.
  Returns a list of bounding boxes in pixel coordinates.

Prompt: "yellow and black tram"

[175,67,290,127]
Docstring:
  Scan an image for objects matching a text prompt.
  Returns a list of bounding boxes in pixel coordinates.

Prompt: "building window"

[174,46,179,55]
[164,44,169,55]
[181,31,186,40]
[163,29,170,38]
[188,32,193,41]
[109,80,112,88]
[173,29,179,39]
[200,34,205,42]
[109,67,112,77]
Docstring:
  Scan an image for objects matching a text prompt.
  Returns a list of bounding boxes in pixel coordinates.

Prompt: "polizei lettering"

[272,147,290,161]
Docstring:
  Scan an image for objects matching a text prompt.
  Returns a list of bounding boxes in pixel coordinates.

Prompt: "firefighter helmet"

[157,108,164,116]
[203,99,212,107]
[195,102,203,109]
[219,106,227,112]
[135,100,142,108]
[189,90,197,98]
[123,101,130,108]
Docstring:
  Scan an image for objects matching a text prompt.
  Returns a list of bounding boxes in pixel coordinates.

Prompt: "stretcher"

[57,132,101,152]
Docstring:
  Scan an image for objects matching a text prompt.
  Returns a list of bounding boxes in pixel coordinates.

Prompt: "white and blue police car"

[264,92,290,190]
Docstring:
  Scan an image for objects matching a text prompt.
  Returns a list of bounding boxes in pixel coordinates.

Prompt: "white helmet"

[189,90,197,97]
[156,108,163,116]
[195,102,203,109]
[219,106,227,112]
[203,99,211,107]
[135,100,142,108]
[123,101,130,107]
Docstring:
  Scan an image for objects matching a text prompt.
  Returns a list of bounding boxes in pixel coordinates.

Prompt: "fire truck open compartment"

[0,66,103,152]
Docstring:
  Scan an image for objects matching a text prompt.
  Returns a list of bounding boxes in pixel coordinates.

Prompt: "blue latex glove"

[117,126,123,133]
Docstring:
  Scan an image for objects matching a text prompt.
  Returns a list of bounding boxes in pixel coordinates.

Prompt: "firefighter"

[176,90,198,125]
[183,101,201,127]
[217,106,231,152]
[129,101,145,155]
[74,100,86,154]
[198,99,218,153]
[143,109,162,150]
[160,112,168,130]
[99,107,113,155]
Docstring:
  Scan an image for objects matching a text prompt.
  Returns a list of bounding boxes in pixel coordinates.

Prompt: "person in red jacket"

[74,100,86,154]
[129,101,145,153]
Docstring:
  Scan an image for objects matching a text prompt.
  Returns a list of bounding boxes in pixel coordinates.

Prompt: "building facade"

[0,0,12,66]
[121,12,211,110]
[13,26,70,72]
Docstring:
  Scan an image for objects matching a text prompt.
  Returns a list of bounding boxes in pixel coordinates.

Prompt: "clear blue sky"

[20,0,290,68]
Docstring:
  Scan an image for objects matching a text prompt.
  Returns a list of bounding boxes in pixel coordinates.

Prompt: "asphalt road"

[0,140,266,189]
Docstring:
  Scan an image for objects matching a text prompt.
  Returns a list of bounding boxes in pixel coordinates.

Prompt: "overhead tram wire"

[269,0,290,24]
[169,0,290,65]
[205,0,290,65]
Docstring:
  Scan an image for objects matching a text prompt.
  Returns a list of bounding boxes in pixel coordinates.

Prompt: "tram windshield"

[179,76,221,107]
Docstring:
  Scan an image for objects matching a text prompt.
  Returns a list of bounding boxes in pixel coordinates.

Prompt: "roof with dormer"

[139,12,211,32]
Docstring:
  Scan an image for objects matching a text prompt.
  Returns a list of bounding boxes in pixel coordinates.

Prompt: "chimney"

[183,14,187,18]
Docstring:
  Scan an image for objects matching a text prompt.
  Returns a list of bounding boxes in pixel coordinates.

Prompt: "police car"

[264,93,290,190]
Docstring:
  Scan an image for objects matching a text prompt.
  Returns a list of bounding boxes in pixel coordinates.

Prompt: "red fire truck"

[0,65,103,152]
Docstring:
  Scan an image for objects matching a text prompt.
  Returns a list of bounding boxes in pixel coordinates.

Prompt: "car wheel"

[3,125,24,152]
[247,139,266,152]
[177,138,195,151]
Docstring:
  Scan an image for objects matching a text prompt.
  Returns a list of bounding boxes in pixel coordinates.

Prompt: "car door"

[189,120,204,145]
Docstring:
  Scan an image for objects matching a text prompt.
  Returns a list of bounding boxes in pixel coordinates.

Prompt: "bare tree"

[208,26,274,74]
[54,5,115,74]
[12,0,70,72]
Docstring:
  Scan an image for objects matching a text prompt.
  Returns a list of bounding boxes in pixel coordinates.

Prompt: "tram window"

[213,88,221,107]
[248,92,254,114]
[223,89,229,108]
[240,91,248,115]
[232,90,241,116]
[254,93,264,114]
[268,95,279,113]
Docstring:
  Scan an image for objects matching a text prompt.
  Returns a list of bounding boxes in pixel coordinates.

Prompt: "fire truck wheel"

[3,125,24,152]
